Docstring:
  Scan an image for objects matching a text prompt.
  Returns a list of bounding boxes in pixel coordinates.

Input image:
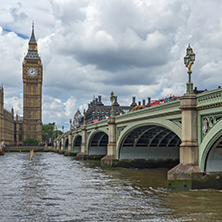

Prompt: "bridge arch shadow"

[58,141,61,150]
[199,119,222,172]
[72,135,82,153]
[64,138,68,151]
[205,138,222,172]
[87,131,108,156]
[118,124,181,166]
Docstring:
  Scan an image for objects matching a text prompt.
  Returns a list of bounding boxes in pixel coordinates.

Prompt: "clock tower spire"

[23,23,43,143]
[30,22,36,43]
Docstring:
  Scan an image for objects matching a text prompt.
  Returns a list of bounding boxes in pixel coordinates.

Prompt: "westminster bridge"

[54,87,222,189]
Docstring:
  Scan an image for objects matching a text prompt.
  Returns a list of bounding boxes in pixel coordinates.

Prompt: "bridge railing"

[115,99,181,124]
[59,99,182,140]
[197,88,222,109]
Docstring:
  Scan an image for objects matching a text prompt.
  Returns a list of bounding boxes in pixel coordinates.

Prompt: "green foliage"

[23,137,39,146]
[42,132,48,142]
[52,130,63,140]
[42,124,63,144]
[42,124,53,143]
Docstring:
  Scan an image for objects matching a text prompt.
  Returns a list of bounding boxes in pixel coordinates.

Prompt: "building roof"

[25,50,40,60]
[25,23,41,60]
[29,22,37,44]
[72,94,151,128]
[84,95,131,123]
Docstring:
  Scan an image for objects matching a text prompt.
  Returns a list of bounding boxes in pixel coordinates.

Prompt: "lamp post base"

[186,82,194,95]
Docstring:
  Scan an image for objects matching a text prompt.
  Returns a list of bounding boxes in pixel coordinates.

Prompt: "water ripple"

[0,152,222,221]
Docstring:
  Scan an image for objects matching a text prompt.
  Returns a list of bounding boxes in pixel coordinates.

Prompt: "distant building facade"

[72,95,151,128]
[0,87,15,145]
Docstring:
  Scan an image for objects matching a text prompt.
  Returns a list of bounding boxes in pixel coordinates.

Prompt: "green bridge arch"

[64,137,69,151]
[58,140,61,150]
[199,119,222,171]
[72,134,82,153]
[86,129,108,155]
[116,119,182,159]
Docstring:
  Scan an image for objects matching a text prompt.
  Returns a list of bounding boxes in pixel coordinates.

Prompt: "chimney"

[143,99,145,106]
[130,96,137,108]
[147,97,151,107]
[138,101,141,106]
[97,95,103,106]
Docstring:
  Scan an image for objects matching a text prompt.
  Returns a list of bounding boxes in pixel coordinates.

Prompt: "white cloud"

[4,94,23,115]
[0,27,25,91]
[43,95,78,130]
[1,0,222,131]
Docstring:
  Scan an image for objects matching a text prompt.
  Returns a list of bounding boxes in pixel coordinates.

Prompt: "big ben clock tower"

[23,23,43,142]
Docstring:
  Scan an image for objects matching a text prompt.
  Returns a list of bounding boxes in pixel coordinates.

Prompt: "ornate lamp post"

[184,44,195,94]
[70,119,72,130]
[110,91,115,117]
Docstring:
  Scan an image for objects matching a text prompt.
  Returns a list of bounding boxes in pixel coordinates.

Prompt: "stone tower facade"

[23,23,43,142]
[0,86,4,143]
[0,86,15,145]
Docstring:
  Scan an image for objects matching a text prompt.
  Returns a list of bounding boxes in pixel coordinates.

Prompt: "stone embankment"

[5,146,53,152]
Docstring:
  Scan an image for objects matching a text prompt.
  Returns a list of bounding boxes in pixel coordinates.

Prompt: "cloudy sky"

[1,0,222,131]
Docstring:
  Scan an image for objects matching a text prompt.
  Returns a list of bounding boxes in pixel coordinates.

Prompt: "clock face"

[27,67,37,77]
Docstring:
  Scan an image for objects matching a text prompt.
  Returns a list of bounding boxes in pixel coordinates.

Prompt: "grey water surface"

[0,152,221,222]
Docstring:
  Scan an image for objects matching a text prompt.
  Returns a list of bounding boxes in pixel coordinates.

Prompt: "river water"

[0,152,222,222]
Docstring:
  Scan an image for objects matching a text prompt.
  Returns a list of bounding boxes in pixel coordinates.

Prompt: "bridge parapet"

[71,127,81,135]
[85,119,107,131]
[197,88,222,110]
[115,100,181,124]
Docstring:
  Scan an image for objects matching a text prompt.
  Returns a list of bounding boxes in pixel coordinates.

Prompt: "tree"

[23,137,39,146]
[52,130,63,141]
[42,132,48,142]
[42,124,63,145]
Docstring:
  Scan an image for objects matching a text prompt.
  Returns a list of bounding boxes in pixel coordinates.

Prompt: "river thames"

[0,152,222,221]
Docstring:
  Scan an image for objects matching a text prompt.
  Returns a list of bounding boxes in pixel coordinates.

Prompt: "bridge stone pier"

[76,125,88,159]
[101,116,117,166]
[54,87,222,189]
[168,94,202,189]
